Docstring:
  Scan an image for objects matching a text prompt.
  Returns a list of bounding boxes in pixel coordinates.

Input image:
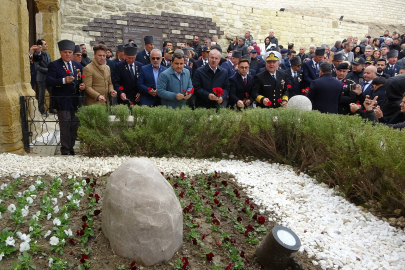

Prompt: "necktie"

[315,63,319,73]
[130,64,135,77]
[203,61,206,66]
[67,62,73,74]
[294,72,297,78]
[244,77,247,87]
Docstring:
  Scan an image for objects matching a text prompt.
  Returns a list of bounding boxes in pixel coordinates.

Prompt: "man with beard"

[80,44,92,67]
[375,59,390,79]
[346,57,365,83]
[235,37,248,56]
[192,35,202,60]
[336,62,357,114]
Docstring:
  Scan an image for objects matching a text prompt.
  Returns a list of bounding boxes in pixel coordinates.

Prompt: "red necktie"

[244,77,247,87]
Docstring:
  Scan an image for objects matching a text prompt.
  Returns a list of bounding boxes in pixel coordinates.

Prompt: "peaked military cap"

[265,51,281,61]
[352,57,365,65]
[201,46,211,52]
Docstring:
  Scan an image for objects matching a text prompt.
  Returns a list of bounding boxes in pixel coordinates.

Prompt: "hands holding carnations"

[148,87,158,97]
[176,88,194,100]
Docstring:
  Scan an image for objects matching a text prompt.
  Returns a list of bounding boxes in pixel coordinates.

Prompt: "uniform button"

[274,94,276,96]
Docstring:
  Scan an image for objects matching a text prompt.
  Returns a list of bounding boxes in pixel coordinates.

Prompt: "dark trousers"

[57,109,79,154]
[37,81,46,113]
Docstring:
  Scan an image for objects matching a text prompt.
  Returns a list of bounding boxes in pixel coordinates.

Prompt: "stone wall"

[59,0,369,57]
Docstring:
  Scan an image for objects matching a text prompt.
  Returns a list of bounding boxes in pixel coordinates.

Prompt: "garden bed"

[0,172,321,270]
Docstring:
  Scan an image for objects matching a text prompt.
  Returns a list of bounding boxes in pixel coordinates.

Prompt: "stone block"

[117,20,128,25]
[102,158,182,266]
[89,31,101,36]
[172,29,181,34]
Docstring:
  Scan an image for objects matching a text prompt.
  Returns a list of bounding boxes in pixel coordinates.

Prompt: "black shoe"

[70,149,75,155]
[61,153,70,155]
[48,109,57,114]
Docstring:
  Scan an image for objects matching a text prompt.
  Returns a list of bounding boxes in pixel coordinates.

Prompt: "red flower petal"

[258,216,265,224]
[240,250,246,258]
[94,210,101,216]
[277,98,282,103]
[181,257,189,269]
[81,75,85,78]
[66,70,71,74]
[192,238,197,245]
[148,87,152,92]
[179,192,184,198]
[214,191,220,197]
[237,216,242,222]
[206,252,214,262]
[286,84,292,88]
[252,214,258,220]
[225,263,233,270]
[202,234,206,240]
[81,254,88,260]
[267,100,272,106]
[245,198,250,204]
[119,86,124,90]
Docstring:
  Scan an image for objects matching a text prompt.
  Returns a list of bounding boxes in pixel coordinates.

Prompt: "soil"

[0,172,323,270]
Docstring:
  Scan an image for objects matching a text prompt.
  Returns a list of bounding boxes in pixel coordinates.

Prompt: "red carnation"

[119,86,124,91]
[286,84,292,88]
[258,216,265,224]
[148,87,153,92]
[190,88,195,94]
[130,102,134,105]
[81,75,85,79]
[267,100,272,106]
[206,252,215,262]
[213,87,223,97]
[181,257,189,269]
[182,89,186,93]
[66,70,71,75]
[277,98,282,103]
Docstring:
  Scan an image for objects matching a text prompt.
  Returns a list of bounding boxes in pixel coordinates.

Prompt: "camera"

[350,84,356,91]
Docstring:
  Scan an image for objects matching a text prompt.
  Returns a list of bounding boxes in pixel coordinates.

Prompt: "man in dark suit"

[34,39,54,115]
[161,48,173,68]
[249,49,265,72]
[137,49,166,106]
[346,57,365,83]
[221,50,241,79]
[336,62,357,114]
[375,58,390,79]
[384,50,402,77]
[229,59,254,109]
[251,51,290,108]
[307,62,342,114]
[192,46,210,76]
[29,45,41,90]
[331,52,344,78]
[112,43,143,105]
[107,44,124,80]
[192,50,229,109]
[135,36,154,65]
[285,56,303,98]
[46,40,85,155]
[302,47,324,88]
[181,48,193,76]
[80,44,92,67]
[192,36,202,60]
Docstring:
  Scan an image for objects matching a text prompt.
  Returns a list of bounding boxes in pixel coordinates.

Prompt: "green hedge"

[77,104,405,211]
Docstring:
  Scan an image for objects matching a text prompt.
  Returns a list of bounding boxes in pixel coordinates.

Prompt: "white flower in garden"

[31,194,37,199]
[29,185,36,191]
[21,206,29,217]
[53,205,59,214]
[79,190,85,197]
[0,199,2,203]
[26,197,33,205]
[82,180,87,186]
[0,183,7,190]
[64,213,69,220]
[0,252,4,261]
[32,214,38,221]
[57,177,62,184]
[23,190,29,195]
[5,236,15,246]
[73,199,80,207]
[48,257,53,267]
[44,230,51,238]
[13,173,20,179]
[47,213,52,220]
[67,194,72,201]
[61,239,65,244]
[19,241,30,252]
[0,212,2,219]
[58,191,63,198]
[35,179,42,185]
[51,198,58,205]
[49,236,59,246]
[17,231,22,238]
[8,204,16,213]
[19,234,31,243]
[29,226,33,232]
[64,229,73,237]
[17,192,22,197]
[53,218,61,226]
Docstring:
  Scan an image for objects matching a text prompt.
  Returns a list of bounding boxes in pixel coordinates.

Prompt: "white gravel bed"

[1,154,404,270]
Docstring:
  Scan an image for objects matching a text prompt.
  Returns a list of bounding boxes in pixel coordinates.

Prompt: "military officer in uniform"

[135,35,154,65]
[285,56,303,98]
[346,57,365,83]
[384,50,402,77]
[335,62,357,114]
[113,43,143,105]
[331,53,344,78]
[251,51,290,108]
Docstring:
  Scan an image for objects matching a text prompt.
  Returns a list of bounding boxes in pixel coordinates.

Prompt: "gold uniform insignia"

[266,52,279,61]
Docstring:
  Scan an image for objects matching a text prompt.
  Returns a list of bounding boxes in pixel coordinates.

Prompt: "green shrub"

[77,104,405,211]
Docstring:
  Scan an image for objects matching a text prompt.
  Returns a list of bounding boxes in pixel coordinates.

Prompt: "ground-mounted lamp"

[256,225,302,270]
[280,8,285,11]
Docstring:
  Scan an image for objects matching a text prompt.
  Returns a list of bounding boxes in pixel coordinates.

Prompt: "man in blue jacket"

[307,62,342,114]
[46,39,85,155]
[302,47,324,88]
[113,43,143,105]
[192,50,229,109]
[137,49,167,106]
[157,50,193,109]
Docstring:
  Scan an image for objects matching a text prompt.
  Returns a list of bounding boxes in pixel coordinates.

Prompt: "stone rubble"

[0,154,404,270]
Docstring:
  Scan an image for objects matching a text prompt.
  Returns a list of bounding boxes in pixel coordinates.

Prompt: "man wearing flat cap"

[335,62,357,114]
[285,56,303,98]
[331,52,344,78]
[307,62,343,114]
[136,35,155,65]
[249,49,264,72]
[302,47,324,88]
[346,57,365,83]
[251,51,290,108]
[46,39,85,155]
[113,43,144,105]
[221,50,242,79]
[384,50,401,77]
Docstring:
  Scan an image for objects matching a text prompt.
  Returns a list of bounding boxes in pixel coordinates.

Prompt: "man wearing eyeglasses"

[137,49,167,106]
[72,45,82,63]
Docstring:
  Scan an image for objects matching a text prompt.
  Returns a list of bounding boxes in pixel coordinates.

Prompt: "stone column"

[35,0,61,60]
[0,0,36,154]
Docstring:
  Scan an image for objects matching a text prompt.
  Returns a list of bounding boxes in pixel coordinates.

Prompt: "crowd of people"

[27,29,405,154]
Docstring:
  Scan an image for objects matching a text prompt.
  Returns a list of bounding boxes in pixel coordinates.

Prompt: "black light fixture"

[339,16,344,21]
[280,8,285,11]
[256,225,302,269]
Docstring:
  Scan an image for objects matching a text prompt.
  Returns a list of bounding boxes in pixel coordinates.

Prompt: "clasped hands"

[208,93,223,104]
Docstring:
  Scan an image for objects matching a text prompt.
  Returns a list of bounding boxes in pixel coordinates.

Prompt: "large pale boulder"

[102,157,183,266]
[286,95,312,111]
